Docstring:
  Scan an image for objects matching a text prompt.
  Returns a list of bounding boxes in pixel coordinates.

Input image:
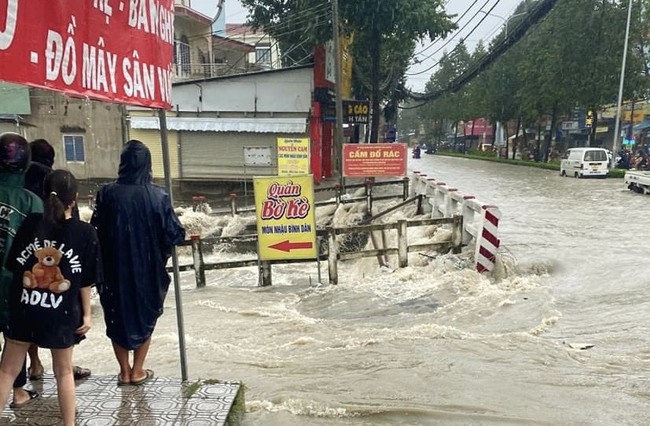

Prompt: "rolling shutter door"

[181,132,294,178]
[128,129,179,179]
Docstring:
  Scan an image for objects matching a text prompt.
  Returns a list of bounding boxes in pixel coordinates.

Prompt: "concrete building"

[0,82,124,180]
[226,24,282,71]
[127,65,313,192]
[173,3,214,81]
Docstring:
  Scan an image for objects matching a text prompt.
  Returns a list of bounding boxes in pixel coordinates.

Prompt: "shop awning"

[633,119,650,133]
[129,116,307,133]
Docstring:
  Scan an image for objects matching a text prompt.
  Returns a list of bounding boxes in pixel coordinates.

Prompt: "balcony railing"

[173,63,249,80]
[172,62,275,81]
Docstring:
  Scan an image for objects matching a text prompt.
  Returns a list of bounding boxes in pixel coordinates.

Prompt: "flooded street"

[65,155,650,425]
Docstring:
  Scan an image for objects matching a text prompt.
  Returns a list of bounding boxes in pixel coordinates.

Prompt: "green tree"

[415,0,649,156]
[240,0,455,142]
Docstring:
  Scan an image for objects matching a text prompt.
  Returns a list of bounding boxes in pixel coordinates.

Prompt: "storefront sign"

[277,137,310,176]
[343,100,370,124]
[254,175,317,261]
[0,0,174,108]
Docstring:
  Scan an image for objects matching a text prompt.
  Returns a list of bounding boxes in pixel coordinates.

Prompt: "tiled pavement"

[0,375,243,425]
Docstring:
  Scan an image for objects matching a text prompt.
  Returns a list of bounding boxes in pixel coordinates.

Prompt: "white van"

[560,147,610,178]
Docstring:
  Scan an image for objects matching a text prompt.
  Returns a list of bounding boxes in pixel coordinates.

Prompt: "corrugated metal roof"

[129,116,307,133]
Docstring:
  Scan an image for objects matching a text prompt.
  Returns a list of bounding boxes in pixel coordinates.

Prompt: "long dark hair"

[43,169,78,226]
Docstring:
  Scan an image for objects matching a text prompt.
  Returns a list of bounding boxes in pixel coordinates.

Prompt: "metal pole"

[612,0,634,167]
[331,0,345,186]
[158,109,189,381]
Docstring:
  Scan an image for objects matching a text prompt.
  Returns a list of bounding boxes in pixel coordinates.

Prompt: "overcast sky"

[191,0,526,92]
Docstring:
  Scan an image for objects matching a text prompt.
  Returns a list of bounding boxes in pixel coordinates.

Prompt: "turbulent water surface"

[66,155,650,425]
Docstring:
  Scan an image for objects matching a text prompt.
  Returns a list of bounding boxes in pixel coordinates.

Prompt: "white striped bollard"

[475,206,501,273]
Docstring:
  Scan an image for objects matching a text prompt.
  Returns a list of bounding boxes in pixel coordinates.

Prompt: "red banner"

[0,0,173,108]
[342,143,407,178]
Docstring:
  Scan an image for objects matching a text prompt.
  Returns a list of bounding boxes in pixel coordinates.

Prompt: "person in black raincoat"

[90,140,185,386]
[24,139,55,198]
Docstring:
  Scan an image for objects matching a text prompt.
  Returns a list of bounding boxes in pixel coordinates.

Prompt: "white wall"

[172,67,313,113]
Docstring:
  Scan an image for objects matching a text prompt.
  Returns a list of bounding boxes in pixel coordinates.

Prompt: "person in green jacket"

[0,132,43,408]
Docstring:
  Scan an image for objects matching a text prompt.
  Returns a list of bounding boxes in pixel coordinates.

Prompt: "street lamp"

[612,0,634,167]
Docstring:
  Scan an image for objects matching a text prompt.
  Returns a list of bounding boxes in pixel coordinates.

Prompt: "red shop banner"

[342,143,407,178]
[0,0,174,109]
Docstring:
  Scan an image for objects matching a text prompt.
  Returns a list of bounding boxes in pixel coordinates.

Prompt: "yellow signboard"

[341,32,354,99]
[277,137,310,176]
[623,110,645,124]
[254,175,317,261]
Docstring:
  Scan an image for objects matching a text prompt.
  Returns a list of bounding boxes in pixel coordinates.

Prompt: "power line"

[407,0,503,77]
[183,3,331,44]
[402,0,559,107]
[413,0,490,62]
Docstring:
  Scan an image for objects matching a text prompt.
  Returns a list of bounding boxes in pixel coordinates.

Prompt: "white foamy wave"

[190,196,557,340]
[176,208,223,237]
[246,399,359,418]
[528,313,561,336]
[331,202,366,228]
[221,214,255,237]
[315,204,338,227]
[326,324,476,349]
[196,298,321,326]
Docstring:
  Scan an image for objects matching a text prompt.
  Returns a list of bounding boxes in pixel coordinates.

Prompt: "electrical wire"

[407,0,502,76]
[413,0,483,57]
[182,2,330,44]
[401,0,559,106]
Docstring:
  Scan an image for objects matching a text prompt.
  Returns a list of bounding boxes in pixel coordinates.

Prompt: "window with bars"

[255,47,271,65]
[63,135,85,162]
[174,36,191,77]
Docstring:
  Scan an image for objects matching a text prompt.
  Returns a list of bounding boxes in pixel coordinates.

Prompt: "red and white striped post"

[475,205,501,273]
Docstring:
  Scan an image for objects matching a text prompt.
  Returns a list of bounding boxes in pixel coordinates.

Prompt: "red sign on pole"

[342,143,407,178]
[0,0,174,109]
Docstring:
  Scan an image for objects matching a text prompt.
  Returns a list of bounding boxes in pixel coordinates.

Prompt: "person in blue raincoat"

[91,140,185,386]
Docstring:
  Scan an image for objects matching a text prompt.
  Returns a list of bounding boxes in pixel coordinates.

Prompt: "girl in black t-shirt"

[0,170,101,426]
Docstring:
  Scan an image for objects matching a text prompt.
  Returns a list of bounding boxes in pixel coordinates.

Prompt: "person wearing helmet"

[0,132,43,408]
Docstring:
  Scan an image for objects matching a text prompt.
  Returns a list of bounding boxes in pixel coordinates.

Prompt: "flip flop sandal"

[73,366,91,380]
[130,369,154,386]
[9,390,39,409]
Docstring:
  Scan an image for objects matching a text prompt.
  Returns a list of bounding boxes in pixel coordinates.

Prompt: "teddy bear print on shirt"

[23,247,71,293]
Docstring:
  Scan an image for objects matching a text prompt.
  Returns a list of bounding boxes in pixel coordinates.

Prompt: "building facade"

[127,66,313,187]
[226,24,282,71]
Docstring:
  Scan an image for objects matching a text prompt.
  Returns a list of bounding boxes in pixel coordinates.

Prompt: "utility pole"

[627,90,638,142]
[612,0,633,167]
[331,0,345,186]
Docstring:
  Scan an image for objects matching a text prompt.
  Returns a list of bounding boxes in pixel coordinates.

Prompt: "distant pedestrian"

[23,138,91,382]
[0,132,44,409]
[91,140,185,386]
[0,169,100,426]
